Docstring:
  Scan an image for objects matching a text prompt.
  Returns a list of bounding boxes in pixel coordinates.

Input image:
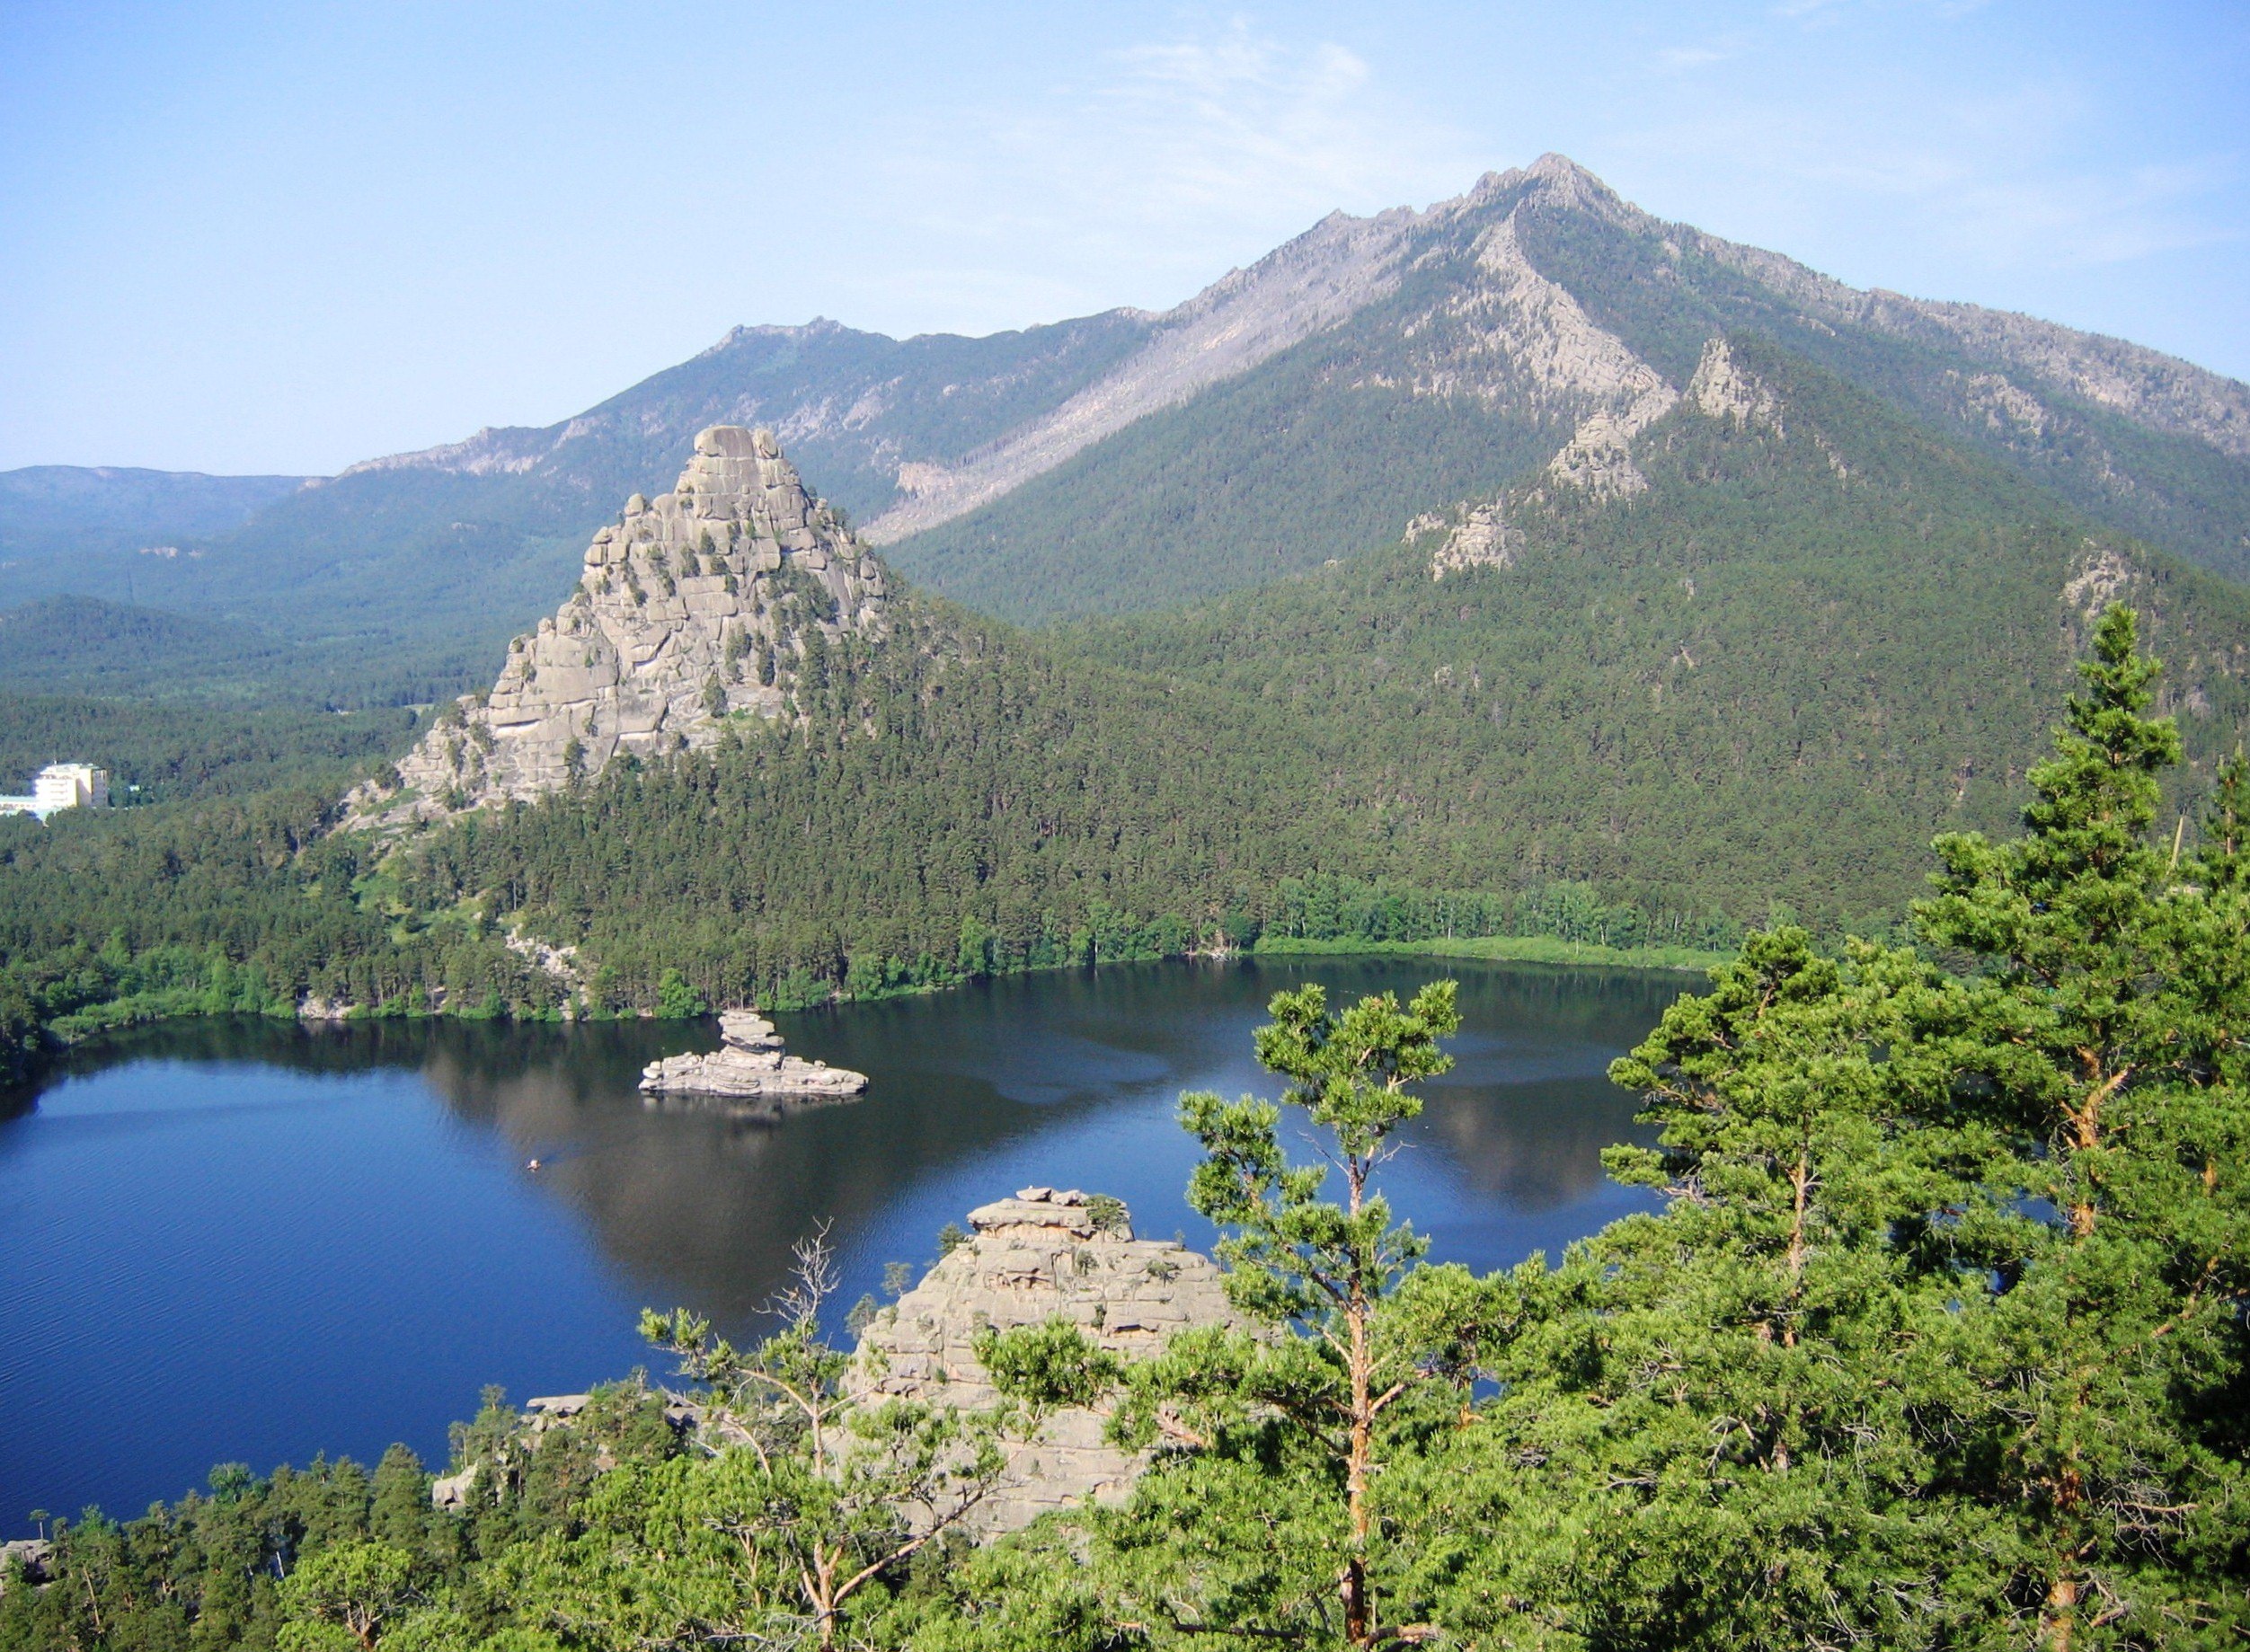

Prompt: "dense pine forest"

[9,338,2250,1089]
[4,608,2245,1651]
[11,48,2250,1650]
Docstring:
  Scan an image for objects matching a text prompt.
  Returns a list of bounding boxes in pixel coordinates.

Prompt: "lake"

[0,955,1686,1529]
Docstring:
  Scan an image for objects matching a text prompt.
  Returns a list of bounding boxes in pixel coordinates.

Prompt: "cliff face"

[356,426,886,820]
[849,1188,1238,1530]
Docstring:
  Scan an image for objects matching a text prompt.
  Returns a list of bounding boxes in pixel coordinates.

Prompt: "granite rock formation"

[849,1187,1238,1530]
[352,426,887,820]
[1431,333,1826,578]
[431,1391,701,1509]
[0,1540,50,1594]
[640,1008,867,1103]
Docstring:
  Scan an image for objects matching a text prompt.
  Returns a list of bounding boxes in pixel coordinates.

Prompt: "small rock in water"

[639,1005,868,1101]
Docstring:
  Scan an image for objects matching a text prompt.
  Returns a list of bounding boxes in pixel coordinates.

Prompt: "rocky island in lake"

[639,1007,868,1105]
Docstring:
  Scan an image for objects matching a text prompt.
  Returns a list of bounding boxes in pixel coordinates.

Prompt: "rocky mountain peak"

[699,317,850,360]
[1439,152,1637,229]
[351,425,888,822]
[1522,150,1617,208]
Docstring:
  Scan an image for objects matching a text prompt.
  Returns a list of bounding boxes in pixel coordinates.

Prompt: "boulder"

[0,1540,50,1594]
[848,1188,1237,1530]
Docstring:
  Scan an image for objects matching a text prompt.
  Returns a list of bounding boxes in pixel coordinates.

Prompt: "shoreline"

[1248,933,1727,972]
[22,936,1715,1071]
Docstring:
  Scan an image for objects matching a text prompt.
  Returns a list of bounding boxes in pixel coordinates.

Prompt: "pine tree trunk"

[1345,1292,1373,1645]
[2043,1569,2077,1652]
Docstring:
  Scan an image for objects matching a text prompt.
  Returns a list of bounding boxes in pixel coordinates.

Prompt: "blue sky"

[2,1,2244,475]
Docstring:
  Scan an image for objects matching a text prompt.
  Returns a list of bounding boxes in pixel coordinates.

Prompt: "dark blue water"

[0,955,1683,1530]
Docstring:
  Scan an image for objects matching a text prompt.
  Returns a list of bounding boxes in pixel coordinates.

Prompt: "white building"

[0,764,110,820]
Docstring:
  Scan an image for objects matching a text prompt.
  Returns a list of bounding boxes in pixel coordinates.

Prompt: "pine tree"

[1915,605,2250,1649]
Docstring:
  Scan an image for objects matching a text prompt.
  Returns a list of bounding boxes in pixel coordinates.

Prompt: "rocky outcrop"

[0,1540,50,1594]
[2064,543,2136,624]
[849,1188,1237,1530]
[640,1008,868,1104]
[351,426,887,821]
[1875,296,2250,460]
[1686,336,1848,479]
[1688,337,1785,432]
[1431,333,1847,579]
[1543,392,1676,498]
[430,1391,702,1509]
[1428,498,1514,578]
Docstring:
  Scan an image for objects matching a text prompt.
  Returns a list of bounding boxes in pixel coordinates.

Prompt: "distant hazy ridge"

[4,154,2246,698]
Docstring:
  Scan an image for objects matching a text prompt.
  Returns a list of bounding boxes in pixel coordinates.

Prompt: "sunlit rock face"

[639,1008,869,1107]
[354,425,887,821]
[849,1187,1239,1530]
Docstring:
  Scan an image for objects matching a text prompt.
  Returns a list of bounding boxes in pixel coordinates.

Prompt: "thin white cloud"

[1657,46,1733,71]
[1609,62,2242,281]
[842,19,1484,327]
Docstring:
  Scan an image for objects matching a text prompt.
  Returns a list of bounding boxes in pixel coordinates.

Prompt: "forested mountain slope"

[378,342,2250,1012]
[887,156,2250,619]
[0,596,320,700]
[8,341,2250,1054]
[0,464,306,575]
[1067,335,2250,925]
[5,156,2243,692]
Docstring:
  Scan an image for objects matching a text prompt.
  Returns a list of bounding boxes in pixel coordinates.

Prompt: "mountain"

[357,427,889,820]
[3,316,1150,697]
[888,155,2250,619]
[369,349,2250,1015]
[0,466,307,601]
[6,155,2244,693]
[1065,332,2250,926]
[11,331,2250,1069]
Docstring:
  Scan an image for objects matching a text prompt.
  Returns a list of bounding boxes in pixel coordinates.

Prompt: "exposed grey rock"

[1662,210,2249,461]
[1951,369,2051,443]
[640,1008,868,1103]
[1431,332,1861,579]
[1430,498,1514,579]
[430,1391,701,1507]
[848,1187,1238,1530]
[1688,337,1784,432]
[2065,543,2135,623]
[864,206,1426,543]
[504,928,584,994]
[352,426,887,822]
[862,155,1707,548]
[1683,336,1848,478]
[0,1540,50,1594]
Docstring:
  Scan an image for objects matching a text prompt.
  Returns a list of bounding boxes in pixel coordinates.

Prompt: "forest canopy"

[5,606,2246,1652]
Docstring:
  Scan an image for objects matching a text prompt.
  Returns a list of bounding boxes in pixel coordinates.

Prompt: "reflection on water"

[0,956,1686,1528]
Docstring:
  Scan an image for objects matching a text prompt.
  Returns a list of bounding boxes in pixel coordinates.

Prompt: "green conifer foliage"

[1912,605,2250,1650]
[6,605,2247,1652]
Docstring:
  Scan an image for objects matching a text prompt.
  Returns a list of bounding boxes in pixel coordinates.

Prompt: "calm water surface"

[0,956,1683,1528]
